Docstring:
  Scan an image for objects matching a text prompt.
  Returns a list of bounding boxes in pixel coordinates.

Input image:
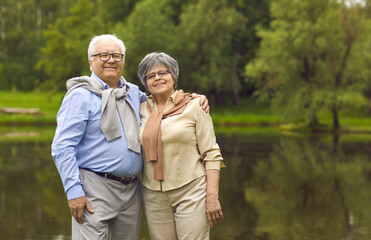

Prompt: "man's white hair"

[87,34,126,60]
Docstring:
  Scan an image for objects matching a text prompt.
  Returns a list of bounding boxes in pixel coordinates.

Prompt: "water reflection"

[0,129,370,240]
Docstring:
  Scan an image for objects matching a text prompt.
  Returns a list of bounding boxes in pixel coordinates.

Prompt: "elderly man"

[51,34,208,240]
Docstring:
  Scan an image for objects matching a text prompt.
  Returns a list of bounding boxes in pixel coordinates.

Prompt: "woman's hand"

[206,169,223,227]
[206,192,224,227]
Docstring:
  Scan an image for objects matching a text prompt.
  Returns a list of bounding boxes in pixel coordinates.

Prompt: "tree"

[227,0,272,102]
[245,0,370,129]
[0,0,76,91]
[37,0,104,92]
[113,0,178,89]
[98,0,142,29]
[323,1,369,128]
[175,0,246,106]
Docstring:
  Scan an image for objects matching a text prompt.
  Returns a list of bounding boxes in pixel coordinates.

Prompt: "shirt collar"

[90,72,124,89]
[147,90,178,108]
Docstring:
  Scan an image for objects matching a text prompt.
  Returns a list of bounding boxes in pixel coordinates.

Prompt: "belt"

[81,168,137,184]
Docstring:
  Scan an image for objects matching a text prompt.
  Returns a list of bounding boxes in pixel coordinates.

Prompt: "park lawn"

[0,91,279,126]
[211,98,281,126]
[0,91,370,134]
[0,91,64,125]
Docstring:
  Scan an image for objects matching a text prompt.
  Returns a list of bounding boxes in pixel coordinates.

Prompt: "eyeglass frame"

[91,52,124,62]
[144,70,171,81]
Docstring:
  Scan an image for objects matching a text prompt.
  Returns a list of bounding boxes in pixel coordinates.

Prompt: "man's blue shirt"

[51,73,147,200]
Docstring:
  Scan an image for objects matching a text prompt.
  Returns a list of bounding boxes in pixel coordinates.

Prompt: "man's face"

[88,39,124,87]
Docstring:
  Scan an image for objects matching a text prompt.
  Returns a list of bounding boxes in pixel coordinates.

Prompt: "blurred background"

[0,0,370,128]
[0,0,371,239]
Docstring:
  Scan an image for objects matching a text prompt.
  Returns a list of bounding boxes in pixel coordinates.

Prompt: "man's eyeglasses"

[144,70,171,81]
[91,53,124,62]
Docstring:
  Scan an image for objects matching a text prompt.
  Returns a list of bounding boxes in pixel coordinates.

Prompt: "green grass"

[0,126,56,142]
[211,98,281,126]
[0,90,64,125]
[1,91,370,134]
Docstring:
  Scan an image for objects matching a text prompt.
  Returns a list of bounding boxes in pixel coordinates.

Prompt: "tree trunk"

[37,7,42,35]
[17,0,22,31]
[61,0,67,18]
[331,81,340,130]
[331,103,340,130]
[308,111,319,127]
[232,89,240,106]
[0,5,6,39]
[215,91,225,106]
[329,9,357,130]
[0,106,42,115]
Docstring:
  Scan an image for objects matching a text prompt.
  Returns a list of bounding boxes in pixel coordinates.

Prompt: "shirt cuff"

[66,184,85,200]
[205,160,225,170]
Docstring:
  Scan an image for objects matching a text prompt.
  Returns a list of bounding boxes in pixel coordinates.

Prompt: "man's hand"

[191,93,210,113]
[68,196,94,224]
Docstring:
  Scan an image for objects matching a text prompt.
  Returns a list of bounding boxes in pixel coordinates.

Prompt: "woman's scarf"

[142,90,192,180]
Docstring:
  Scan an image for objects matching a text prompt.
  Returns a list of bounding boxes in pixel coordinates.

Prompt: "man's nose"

[107,55,115,62]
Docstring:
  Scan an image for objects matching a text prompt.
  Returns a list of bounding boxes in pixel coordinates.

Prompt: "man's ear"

[88,59,93,72]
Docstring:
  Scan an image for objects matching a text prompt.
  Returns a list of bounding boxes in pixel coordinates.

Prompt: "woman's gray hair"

[87,34,126,60]
[138,52,179,91]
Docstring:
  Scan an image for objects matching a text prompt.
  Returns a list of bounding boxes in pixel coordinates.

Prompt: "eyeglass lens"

[145,70,170,80]
[97,53,123,62]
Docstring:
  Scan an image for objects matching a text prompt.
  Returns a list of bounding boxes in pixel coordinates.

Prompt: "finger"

[205,105,210,113]
[77,209,84,223]
[192,93,200,100]
[71,209,77,222]
[72,211,79,223]
[215,210,224,225]
[201,98,208,110]
[212,212,220,226]
[207,212,214,228]
[204,99,208,109]
[219,210,224,221]
[86,201,94,214]
[215,212,222,225]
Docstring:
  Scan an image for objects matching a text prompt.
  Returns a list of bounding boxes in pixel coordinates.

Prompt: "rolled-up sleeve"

[195,100,225,171]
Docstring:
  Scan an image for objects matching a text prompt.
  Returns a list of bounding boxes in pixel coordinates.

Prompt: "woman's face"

[145,65,175,99]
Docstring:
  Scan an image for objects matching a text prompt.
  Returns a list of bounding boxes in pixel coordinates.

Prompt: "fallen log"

[0,106,43,115]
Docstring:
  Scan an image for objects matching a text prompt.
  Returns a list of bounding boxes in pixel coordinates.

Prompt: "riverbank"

[1,91,371,133]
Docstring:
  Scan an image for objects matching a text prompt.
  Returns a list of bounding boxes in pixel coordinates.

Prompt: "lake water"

[0,128,370,240]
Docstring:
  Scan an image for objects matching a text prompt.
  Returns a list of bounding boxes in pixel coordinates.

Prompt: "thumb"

[86,201,94,213]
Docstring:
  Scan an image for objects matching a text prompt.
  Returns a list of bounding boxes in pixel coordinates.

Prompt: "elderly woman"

[138,52,225,240]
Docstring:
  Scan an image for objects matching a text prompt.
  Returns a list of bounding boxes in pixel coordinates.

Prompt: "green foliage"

[246,0,371,128]
[37,0,104,92]
[0,0,266,105]
[98,0,142,28]
[175,0,246,94]
[113,0,178,89]
[0,0,76,91]
[227,0,271,76]
[1,0,370,127]
[114,0,250,100]
[0,91,64,125]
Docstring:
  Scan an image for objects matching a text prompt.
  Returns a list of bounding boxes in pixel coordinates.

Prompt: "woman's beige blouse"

[139,91,225,191]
